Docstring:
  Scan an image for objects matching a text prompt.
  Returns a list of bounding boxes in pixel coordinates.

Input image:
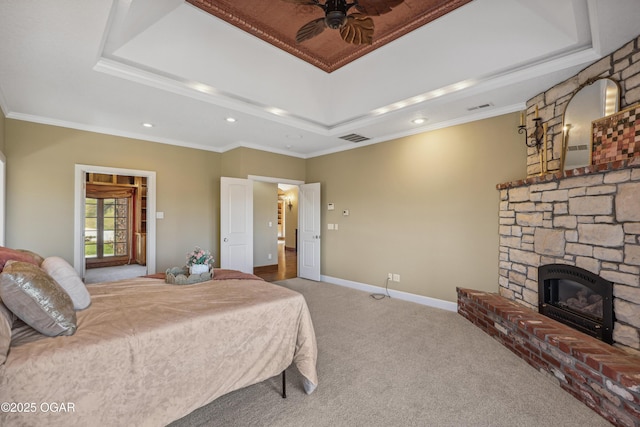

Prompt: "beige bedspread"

[0,277,318,426]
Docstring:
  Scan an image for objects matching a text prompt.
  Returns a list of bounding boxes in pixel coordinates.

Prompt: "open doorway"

[250,179,299,282]
[83,173,147,284]
[74,165,156,283]
[272,184,299,281]
[221,175,319,281]
[277,184,298,277]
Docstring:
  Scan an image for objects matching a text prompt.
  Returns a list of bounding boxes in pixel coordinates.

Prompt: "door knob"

[224,238,228,242]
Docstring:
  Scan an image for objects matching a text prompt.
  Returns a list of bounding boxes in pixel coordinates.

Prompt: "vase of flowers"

[186,246,213,275]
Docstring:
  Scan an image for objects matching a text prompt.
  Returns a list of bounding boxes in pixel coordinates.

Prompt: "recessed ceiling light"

[225,117,237,123]
[412,118,427,125]
[142,122,154,128]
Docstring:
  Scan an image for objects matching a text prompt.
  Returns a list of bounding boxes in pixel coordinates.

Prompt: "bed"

[0,268,318,427]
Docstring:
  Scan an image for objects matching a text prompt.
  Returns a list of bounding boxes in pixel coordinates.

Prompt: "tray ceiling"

[185,0,472,72]
[2,1,640,158]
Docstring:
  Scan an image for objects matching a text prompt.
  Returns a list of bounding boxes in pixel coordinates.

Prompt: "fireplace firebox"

[538,264,614,344]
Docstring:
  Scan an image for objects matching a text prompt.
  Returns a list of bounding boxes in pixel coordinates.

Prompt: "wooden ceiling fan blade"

[281,0,320,5]
[296,17,327,43]
[355,0,404,16]
[339,14,374,45]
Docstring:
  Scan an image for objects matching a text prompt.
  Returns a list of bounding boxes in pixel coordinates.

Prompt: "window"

[85,197,129,259]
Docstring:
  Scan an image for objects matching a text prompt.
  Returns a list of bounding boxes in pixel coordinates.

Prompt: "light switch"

[328,224,334,230]
[156,212,164,219]
[268,221,272,227]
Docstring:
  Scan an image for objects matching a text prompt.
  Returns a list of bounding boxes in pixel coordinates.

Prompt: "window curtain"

[86,184,135,199]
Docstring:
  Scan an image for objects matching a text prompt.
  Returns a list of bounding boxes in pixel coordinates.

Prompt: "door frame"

[74,164,156,279]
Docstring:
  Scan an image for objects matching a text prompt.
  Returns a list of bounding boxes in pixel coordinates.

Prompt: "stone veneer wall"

[497,160,640,353]
[524,34,640,177]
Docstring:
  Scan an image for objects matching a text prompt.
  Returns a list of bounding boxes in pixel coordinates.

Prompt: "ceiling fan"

[283,0,405,45]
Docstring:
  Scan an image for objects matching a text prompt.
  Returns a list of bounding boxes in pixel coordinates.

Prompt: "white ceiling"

[1,0,639,158]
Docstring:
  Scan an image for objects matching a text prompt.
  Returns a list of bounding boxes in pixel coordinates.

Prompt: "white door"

[298,182,321,281]
[220,177,253,273]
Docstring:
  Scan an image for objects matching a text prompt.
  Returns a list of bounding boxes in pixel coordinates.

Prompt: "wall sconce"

[518,106,544,150]
[560,124,572,171]
[286,197,293,211]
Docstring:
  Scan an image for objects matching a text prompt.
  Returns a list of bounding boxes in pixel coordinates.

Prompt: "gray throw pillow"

[0,261,77,336]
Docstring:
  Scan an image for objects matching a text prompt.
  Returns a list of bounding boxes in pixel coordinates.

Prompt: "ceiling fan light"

[325,11,347,29]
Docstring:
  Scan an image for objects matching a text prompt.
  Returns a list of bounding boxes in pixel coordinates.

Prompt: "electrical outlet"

[393,274,400,282]
[268,253,272,260]
[387,273,393,280]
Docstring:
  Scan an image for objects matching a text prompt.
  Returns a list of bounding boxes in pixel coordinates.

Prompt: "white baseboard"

[320,275,457,312]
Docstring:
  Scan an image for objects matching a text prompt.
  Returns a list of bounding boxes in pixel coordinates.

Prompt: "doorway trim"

[248,175,304,187]
[74,164,156,278]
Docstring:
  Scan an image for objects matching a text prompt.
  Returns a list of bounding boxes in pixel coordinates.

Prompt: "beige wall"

[306,113,526,302]
[3,121,310,274]
[4,119,222,272]
[253,181,278,267]
[221,147,306,181]
[4,113,525,303]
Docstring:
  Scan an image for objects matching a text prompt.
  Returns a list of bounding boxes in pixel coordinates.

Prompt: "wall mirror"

[562,78,620,170]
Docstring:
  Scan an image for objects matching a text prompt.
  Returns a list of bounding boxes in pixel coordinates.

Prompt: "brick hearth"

[458,288,640,426]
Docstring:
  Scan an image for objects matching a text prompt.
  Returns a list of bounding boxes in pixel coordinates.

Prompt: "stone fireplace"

[457,34,640,426]
[459,161,640,426]
[496,162,640,353]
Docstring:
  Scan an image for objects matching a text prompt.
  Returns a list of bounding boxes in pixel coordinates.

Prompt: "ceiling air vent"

[467,102,494,111]
[339,133,370,143]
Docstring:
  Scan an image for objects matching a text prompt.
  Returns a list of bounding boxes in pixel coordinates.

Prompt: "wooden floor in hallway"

[253,242,297,282]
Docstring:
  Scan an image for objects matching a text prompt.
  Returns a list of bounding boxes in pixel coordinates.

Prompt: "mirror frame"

[561,77,621,171]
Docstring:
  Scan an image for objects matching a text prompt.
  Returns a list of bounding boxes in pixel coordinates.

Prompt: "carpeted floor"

[84,264,148,284]
[169,278,610,427]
